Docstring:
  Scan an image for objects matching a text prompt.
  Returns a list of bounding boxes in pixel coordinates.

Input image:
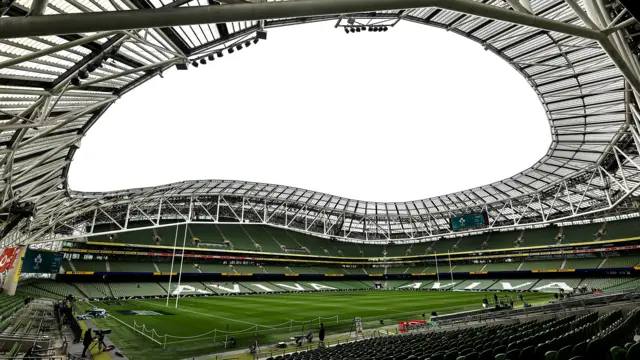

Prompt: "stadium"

[2,0,640,359]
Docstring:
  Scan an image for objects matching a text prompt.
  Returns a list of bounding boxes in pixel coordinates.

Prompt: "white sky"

[68,21,549,202]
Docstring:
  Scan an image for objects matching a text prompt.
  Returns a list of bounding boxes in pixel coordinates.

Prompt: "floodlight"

[199,58,206,65]
[252,38,259,44]
[344,28,350,34]
[383,26,389,31]
[349,27,355,33]
[87,63,97,72]
[191,60,199,67]
[355,27,361,32]
[245,41,251,47]
[71,77,81,86]
[368,27,373,32]
[207,54,214,61]
[228,47,234,54]
[175,63,188,70]
[236,44,243,50]
[256,30,267,40]
[217,51,223,58]
[78,69,89,79]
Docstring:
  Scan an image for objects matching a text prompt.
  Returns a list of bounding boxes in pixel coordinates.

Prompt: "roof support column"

[28,0,49,16]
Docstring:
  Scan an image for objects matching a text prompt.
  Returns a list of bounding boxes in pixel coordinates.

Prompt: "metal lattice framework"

[1,0,640,246]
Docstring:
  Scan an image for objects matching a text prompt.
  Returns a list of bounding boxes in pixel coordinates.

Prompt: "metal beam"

[0,0,602,40]
[28,0,49,16]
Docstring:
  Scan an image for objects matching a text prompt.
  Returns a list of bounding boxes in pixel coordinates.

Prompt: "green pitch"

[81,291,552,360]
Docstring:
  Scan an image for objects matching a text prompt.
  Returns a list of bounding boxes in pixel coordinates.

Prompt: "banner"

[0,247,20,273]
[21,248,63,273]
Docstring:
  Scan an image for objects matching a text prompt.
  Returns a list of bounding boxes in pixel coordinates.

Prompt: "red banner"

[0,247,20,273]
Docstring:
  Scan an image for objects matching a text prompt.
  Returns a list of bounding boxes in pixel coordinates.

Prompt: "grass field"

[80,291,553,360]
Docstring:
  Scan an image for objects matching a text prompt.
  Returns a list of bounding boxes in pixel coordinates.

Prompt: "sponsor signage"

[0,248,20,273]
[66,271,95,275]
[116,310,174,316]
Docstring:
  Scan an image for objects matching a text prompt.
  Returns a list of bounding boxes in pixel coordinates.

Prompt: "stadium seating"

[489,279,537,291]
[76,283,110,298]
[602,256,640,268]
[519,260,563,271]
[386,267,409,274]
[563,258,604,269]
[454,279,497,290]
[521,226,558,246]
[109,283,166,297]
[90,217,640,260]
[277,309,640,360]
[483,262,521,271]
[451,263,485,272]
[263,266,293,274]
[562,222,603,243]
[603,218,640,240]
[110,261,156,272]
[69,260,106,272]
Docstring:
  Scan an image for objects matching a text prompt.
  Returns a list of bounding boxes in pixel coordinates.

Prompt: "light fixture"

[199,58,206,65]
[78,69,89,79]
[236,44,243,50]
[87,63,97,72]
[344,28,350,34]
[217,51,223,58]
[252,38,259,44]
[191,60,199,67]
[71,77,81,86]
[228,47,234,54]
[245,41,251,47]
[349,27,356,33]
[383,26,389,31]
[256,30,267,40]
[175,63,188,70]
[207,54,214,61]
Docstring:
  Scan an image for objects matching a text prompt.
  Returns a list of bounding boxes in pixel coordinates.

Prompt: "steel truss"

[1,0,640,247]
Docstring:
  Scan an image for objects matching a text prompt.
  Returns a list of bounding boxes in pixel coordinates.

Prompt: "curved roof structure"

[1,0,640,246]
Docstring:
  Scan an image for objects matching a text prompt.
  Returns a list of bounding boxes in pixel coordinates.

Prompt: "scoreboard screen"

[21,248,63,273]
[450,212,489,230]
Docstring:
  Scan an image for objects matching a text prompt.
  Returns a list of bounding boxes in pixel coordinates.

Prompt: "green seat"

[610,346,626,360]
[627,342,640,360]
[445,351,459,360]
[556,345,573,360]
[572,342,587,357]
[545,350,557,360]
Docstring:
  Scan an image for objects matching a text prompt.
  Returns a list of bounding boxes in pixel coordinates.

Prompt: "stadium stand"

[386,267,409,274]
[109,283,167,297]
[71,260,106,272]
[484,262,521,271]
[489,279,537,291]
[451,263,485,272]
[519,260,563,271]
[454,279,497,290]
[110,261,157,272]
[603,256,640,268]
[562,223,603,243]
[564,258,604,269]
[603,218,640,240]
[87,218,640,258]
[278,309,640,360]
[521,226,558,246]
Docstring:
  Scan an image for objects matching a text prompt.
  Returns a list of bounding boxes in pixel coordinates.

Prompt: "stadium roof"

[1,0,640,246]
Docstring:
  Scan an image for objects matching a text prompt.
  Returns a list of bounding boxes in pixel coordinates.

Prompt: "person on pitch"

[319,323,325,347]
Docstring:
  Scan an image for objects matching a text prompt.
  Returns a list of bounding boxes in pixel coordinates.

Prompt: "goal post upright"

[166,223,179,307]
